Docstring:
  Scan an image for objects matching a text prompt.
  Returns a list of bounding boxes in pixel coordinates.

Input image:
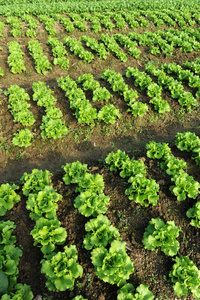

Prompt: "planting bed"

[0,7,200,300]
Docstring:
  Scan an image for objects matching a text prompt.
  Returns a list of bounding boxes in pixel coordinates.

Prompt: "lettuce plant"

[12,129,33,148]
[7,41,26,74]
[72,296,87,300]
[100,33,127,62]
[105,149,146,178]
[32,81,56,108]
[40,115,69,140]
[30,217,67,255]
[64,36,94,63]
[105,149,129,172]
[28,40,52,75]
[125,174,159,207]
[126,66,171,115]
[0,184,20,217]
[146,141,200,201]
[0,244,22,290]
[80,35,109,59]
[0,221,16,247]
[142,218,181,256]
[21,169,52,196]
[91,240,134,286]
[75,173,105,194]
[97,104,121,124]
[186,201,200,227]
[117,283,154,300]
[92,87,111,102]
[1,283,33,300]
[62,161,88,185]
[26,185,62,221]
[0,270,8,295]
[146,141,171,159]
[175,132,200,166]
[175,132,200,152]
[5,84,35,127]
[169,256,200,299]
[120,159,146,178]
[170,173,200,201]
[127,101,148,117]
[41,245,83,291]
[74,190,110,217]
[83,214,121,250]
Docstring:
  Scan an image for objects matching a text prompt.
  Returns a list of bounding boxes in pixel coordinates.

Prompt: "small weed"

[110,141,115,148]
[86,273,93,288]
[76,280,82,289]
[149,113,159,123]
[74,132,80,143]
[117,211,130,231]
[182,233,187,245]
[150,273,157,283]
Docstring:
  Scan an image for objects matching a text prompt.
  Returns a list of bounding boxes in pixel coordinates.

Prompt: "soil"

[0,13,200,300]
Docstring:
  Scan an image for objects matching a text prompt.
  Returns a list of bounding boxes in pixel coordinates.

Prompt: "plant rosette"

[12,129,33,148]
[41,245,83,292]
[83,214,121,250]
[142,217,181,256]
[169,255,200,299]
[0,184,20,217]
[91,240,134,286]
[117,283,154,299]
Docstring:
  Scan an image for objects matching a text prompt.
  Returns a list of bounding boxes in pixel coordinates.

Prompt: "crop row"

[0,0,200,16]
[1,10,200,35]
[1,132,200,298]
[0,183,33,298]
[1,29,200,78]
[2,62,200,148]
[104,143,200,298]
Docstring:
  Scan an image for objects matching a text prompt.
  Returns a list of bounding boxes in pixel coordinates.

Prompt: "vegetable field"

[1,1,200,299]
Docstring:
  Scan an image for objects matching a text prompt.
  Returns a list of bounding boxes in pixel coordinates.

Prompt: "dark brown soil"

[0,13,200,300]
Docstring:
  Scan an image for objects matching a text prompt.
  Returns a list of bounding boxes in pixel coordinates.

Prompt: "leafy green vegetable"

[21,169,52,196]
[40,115,69,140]
[41,245,83,291]
[175,132,200,166]
[186,201,200,227]
[1,283,33,300]
[146,141,171,159]
[75,173,105,194]
[0,183,20,217]
[0,220,16,247]
[83,214,120,249]
[170,173,200,201]
[74,190,110,217]
[91,240,134,286]
[62,161,88,185]
[125,174,159,207]
[72,296,87,300]
[169,256,200,299]
[105,149,129,172]
[26,185,62,221]
[117,283,154,299]
[28,40,52,75]
[12,129,33,148]
[0,244,22,282]
[97,103,121,124]
[142,218,181,256]
[5,84,35,127]
[0,271,8,295]
[7,41,26,74]
[30,217,67,255]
